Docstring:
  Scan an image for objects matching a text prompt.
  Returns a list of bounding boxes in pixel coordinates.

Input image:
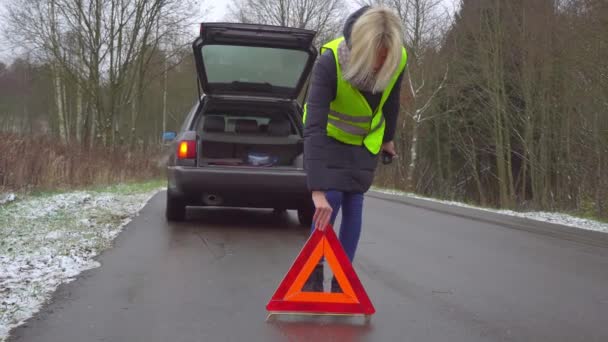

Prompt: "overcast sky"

[206,0,232,21]
[0,1,10,63]
[206,0,457,23]
[0,0,457,63]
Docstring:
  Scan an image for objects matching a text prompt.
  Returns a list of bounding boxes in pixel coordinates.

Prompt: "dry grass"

[0,132,164,193]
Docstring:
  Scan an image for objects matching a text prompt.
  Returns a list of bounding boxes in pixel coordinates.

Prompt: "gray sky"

[204,0,457,22]
[206,0,232,21]
[0,1,10,63]
[0,0,457,64]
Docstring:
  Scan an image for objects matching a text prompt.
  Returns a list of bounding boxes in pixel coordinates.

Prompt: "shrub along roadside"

[0,133,165,193]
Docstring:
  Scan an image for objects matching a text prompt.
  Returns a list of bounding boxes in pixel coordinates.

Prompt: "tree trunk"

[594,111,602,217]
[52,64,67,143]
[471,146,486,207]
[434,120,444,184]
[407,119,419,191]
[521,114,532,203]
[492,66,510,208]
[162,56,168,136]
[76,81,83,144]
[61,70,70,143]
[89,107,97,149]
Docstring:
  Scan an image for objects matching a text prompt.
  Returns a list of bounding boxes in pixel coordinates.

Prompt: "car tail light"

[177,140,197,160]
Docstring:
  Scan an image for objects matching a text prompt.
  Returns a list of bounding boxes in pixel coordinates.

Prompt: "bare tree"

[227,0,347,44]
[4,0,202,147]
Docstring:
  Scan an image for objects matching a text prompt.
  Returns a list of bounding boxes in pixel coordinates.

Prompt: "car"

[163,22,319,226]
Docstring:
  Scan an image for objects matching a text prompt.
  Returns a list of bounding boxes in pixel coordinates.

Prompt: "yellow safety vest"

[304,37,407,155]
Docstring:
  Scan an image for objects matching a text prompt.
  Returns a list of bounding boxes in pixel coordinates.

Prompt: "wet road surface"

[9,191,608,342]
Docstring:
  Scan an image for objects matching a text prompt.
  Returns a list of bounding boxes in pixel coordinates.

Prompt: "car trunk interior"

[196,100,303,168]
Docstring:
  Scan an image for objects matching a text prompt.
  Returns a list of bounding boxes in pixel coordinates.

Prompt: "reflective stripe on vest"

[329,110,372,124]
[328,115,385,136]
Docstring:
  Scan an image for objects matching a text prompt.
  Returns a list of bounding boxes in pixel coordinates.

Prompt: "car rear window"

[201,45,309,88]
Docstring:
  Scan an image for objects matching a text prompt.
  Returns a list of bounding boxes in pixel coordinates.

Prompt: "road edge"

[368,191,608,248]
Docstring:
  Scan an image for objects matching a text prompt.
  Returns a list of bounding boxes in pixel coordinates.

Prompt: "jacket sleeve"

[303,50,337,191]
[303,50,336,139]
[381,69,405,143]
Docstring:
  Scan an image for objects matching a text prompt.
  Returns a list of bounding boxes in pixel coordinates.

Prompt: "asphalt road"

[9,191,608,342]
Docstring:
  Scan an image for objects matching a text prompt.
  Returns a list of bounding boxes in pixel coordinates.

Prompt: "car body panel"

[168,166,310,209]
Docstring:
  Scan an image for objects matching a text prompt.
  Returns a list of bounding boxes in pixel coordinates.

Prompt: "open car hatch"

[193,23,318,100]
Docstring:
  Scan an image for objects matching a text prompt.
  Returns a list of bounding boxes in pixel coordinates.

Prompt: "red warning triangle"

[266,225,375,315]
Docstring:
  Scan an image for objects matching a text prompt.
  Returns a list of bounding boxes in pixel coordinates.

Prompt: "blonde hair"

[343,7,404,93]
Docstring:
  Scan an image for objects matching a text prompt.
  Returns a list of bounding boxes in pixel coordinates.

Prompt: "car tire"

[297,206,314,227]
[166,190,186,222]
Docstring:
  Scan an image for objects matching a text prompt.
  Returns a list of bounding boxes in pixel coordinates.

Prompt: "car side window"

[182,101,202,132]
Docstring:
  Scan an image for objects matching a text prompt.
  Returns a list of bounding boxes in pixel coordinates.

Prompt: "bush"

[0,132,164,192]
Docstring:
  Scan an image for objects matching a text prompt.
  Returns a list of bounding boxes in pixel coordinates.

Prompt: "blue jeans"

[310,191,364,262]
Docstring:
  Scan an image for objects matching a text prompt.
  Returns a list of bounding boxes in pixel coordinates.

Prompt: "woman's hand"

[381,141,397,157]
[312,191,333,231]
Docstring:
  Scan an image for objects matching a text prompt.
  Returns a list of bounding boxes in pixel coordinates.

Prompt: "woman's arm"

[303,50,338,230]
[303,50,337,192]
[304,50,337,140]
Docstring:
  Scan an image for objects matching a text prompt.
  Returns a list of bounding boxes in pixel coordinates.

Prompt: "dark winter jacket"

[303,6,405,193]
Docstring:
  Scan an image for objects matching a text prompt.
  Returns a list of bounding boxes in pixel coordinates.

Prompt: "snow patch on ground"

[373,188,608,234]
[0,194,16,206]
[0,188,160,341]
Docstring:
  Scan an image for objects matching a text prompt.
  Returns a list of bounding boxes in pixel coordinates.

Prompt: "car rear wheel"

[297,206,314,227]
[166,190,186,222]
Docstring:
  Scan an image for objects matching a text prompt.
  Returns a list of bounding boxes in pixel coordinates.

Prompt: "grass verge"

[0,180,164,342]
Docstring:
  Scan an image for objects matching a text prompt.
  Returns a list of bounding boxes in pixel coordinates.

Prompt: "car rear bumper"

[168,166,312,209]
